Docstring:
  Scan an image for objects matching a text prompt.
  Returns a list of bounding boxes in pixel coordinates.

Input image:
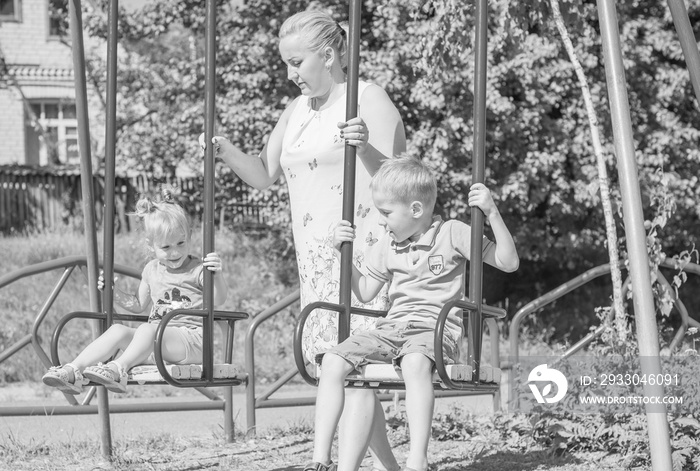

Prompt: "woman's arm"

[343,84,406,175]
[212,98,299,190]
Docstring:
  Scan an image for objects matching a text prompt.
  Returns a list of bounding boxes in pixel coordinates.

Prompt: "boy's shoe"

[42,365,87,394]
[303,462,336,471]
[83,362,128,393]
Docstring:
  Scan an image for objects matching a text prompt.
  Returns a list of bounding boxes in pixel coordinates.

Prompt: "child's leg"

[110,323,159,370]
[400,353,434,471]
[313,352,355,466]
[339,389,400,471]
[70,324,137,370]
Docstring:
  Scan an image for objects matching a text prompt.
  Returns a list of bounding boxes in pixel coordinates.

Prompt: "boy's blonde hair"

[279,10,348,71]
[133,186,191,253]
[370,156,437,211]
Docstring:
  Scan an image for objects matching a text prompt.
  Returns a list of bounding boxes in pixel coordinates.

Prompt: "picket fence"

[0,166,273,234]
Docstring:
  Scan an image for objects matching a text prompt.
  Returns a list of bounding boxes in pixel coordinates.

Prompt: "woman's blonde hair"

[279,10,348,71]
[370,156,438,211]
[133,186,191,253]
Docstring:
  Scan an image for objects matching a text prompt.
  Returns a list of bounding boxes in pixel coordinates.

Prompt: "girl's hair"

[279,10,348,71]
[370,156,438,211]
[133,186,191,250]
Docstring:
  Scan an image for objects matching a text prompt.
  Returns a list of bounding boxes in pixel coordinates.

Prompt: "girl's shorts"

[145,326,203,365]
[316,319,460,371]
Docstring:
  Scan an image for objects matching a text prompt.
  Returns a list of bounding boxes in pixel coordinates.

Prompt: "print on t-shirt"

[428,255,444,275]
[151,288,193,321]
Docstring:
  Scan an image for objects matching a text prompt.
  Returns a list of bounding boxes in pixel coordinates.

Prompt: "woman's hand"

[333,220,356,252]
[198,133,231,158]
[338,117,369,155]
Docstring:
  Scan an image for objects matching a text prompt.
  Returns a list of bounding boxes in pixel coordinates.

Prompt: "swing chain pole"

[597,0,673,468]
[338,0,362,342]
[666,0,700,109]
[202,0,217,380]
[69,0,113,458]
[468,0,488,378]
[103,0,118,338]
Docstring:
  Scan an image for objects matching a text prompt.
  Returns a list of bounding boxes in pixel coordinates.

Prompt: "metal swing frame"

[47,0,248,453]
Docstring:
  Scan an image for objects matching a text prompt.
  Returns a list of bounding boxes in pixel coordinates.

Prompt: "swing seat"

[294,299,505,392]
[50,309,249,388]
[314,362,501,390]
[128,363,245,384]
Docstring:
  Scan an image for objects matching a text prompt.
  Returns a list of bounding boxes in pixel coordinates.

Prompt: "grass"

[0,406,629,470]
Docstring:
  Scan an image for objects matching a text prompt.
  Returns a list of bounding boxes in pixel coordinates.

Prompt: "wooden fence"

[0,166,276,234]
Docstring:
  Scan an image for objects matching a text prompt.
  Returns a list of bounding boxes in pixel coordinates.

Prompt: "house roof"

[7,66,74,81]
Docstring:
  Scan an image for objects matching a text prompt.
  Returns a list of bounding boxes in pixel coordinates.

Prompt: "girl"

[42,188,228,394]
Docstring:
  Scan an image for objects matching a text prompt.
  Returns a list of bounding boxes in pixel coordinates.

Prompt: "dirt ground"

[0,382,626,471]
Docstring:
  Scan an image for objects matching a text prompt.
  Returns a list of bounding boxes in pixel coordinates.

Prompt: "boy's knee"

[320,353,354,378]
[400,353,433,378]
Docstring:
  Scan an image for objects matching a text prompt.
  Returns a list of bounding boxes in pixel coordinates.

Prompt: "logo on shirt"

[428,255,444,275]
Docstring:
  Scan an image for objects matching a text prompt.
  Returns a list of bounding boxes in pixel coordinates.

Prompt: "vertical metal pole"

[338,0,361,342]
[203,0,216,380]
[597,1,673,469]
[666,0,700,108]
[68,0,112,458]
[103,0,118,339]
[468,0,487,378]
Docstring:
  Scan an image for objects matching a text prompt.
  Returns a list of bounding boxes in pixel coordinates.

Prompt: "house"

[0,0,82,167]
[0,0,269,233]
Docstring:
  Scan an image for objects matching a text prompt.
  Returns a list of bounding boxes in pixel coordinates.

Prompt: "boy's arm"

[350,264,385,303]
[333,220,386,302]
[469,183,519,273]
[486,209,519,273]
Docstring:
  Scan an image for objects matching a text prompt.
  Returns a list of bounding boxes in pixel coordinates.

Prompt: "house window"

[49,0,67,37]
[0,0,21,22]
[26,101,79,166]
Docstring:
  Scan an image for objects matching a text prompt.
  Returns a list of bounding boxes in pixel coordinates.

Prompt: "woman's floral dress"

[280,81,389,362]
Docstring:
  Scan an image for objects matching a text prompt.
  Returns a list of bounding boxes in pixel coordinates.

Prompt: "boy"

[305,156,519,471]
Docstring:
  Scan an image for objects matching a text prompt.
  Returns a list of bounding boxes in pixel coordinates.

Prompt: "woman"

[207,10,405,471]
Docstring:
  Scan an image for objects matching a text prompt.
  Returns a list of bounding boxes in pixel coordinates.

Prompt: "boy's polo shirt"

[365,216,495,339]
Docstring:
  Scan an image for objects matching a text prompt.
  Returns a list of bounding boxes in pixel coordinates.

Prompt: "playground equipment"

[1,0,699,469]
[507,258,700,406]
[293,0,504,399]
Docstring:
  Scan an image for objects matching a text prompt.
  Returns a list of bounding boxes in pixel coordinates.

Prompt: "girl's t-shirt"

[141,255,204,329]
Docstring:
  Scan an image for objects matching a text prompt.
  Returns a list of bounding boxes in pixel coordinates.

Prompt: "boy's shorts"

[145,326,204,365]
[316,318,460,371]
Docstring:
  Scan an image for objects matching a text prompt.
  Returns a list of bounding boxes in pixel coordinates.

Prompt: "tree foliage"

[80,0,700,336]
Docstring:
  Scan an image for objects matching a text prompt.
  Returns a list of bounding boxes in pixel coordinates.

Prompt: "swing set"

[1,0,699,469]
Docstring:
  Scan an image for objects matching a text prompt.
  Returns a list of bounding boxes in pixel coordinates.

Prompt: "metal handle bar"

[154,308,248,388]
[434,299,505,390]
[293,301,387,386]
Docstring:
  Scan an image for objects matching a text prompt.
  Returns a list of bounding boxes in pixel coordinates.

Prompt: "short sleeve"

[194,264,205,288]
[449,220,495,260]
[365,233,391,283]
[140,260,155,285]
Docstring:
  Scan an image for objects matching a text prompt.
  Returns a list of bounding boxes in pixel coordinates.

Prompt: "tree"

[79,0,700,338]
